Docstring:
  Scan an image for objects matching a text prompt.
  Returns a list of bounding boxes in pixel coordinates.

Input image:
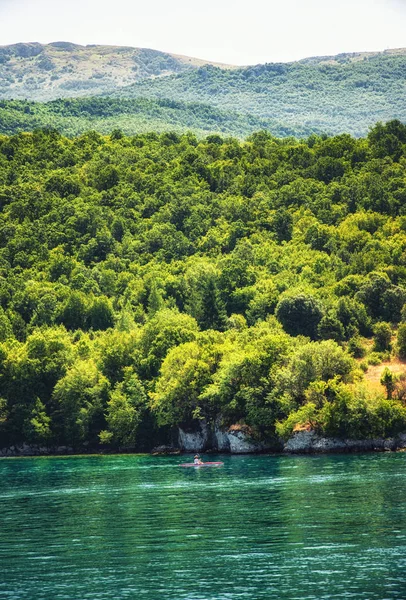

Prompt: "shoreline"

[1,449,405,459]
[2,431,406,458]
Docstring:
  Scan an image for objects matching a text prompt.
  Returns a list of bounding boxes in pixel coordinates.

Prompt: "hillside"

[111,49,406,137]
[0,98,310,139]
[0,42,234,101]
[1,44,406,138]
[1,122,406,451]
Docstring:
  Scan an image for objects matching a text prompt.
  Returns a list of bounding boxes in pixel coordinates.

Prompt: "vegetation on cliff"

[1,122,406,449]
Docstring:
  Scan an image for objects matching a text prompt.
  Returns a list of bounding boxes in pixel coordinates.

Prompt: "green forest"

[2,51,406,139]
[0,98,282,139]
[112,53,406,137]
[1,121,406,451]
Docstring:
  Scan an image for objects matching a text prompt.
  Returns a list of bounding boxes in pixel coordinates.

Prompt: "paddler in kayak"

[194,454,203,465]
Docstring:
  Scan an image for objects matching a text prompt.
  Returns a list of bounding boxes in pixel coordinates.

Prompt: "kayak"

[180,461,224,468]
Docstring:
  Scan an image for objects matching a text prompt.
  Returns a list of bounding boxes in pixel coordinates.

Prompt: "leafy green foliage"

[373,322,392,352]
[276,293,323,339]
[0,123,406,449]
[52,360,109,446]
[0,98,280,139]
[397,323,406,359]
[380,368,396,399]
[101,369,147,446]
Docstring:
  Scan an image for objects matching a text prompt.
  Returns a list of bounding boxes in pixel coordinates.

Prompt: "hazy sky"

[1,0,405,65]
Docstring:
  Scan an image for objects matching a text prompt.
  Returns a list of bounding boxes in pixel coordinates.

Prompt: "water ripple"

[0,453,405,599]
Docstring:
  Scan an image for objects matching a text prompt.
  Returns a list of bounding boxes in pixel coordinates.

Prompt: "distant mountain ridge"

[0,42,235,101]
[296,46,406,64]
[1,43,406,138]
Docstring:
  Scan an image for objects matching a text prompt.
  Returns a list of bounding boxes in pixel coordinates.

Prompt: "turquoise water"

[0,453,405,600]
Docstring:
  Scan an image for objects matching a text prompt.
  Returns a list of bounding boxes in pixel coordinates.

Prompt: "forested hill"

[0,98,307,139]
[0,42,234,101]
[2,121,406,451]
[1,44,406,138]
[111,50,406,137]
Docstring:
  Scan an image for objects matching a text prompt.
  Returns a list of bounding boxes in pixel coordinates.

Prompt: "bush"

[347,336,366,358]
[336,297,372,339]
[88,297,115,331]
[373,322,392,352]
[276,382,406,440]
[397,322,406,358]
[319,387,406,439]
[368,352,384,366]
[275,403,318,440]
[276,340,355,401]
[380,367,397,399]
[317,313,345,341]
[276,293,323,339]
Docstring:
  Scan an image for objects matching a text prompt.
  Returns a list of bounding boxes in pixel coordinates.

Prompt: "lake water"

[0,453,405,600]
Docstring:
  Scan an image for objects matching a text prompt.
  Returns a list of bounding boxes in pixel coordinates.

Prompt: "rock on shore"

[177,421,406,454]
[2,429,406,457]
[283,430,406,453]
[0,444,73,457]
[178,421,276,454]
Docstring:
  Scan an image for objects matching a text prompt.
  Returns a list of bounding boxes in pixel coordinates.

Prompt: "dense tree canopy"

[1,121,406,450]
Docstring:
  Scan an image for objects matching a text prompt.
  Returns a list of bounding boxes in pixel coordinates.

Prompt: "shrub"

[380,367,397,399]
[347,336,366,358]
[368,352,384,366]
[317,312,345,341]
[276,293,323,339]
[397,322,406,358]
[373,322,392,352]
[275,403,318,440]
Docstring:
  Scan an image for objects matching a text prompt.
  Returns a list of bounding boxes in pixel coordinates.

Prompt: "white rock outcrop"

[177,421,274,453]
[225,429,273,454]
[178,421,210,452]
[213,426,231,452]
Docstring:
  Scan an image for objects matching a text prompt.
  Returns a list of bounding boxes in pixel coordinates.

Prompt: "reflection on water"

[1,453,405,599]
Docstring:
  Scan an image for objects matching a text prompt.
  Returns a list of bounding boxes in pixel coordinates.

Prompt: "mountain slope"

[0,42,234,101]
[2,44,406,137]
[110,49,406,136]
[0,97,313,138]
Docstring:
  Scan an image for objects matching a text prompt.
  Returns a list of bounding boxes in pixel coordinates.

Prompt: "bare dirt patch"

[362,358,406,395]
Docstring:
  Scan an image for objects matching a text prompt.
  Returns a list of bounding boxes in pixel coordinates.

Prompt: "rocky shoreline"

[171,424,406,454]
[174,421,406,454]
[282,430,406,453]
[2,428,406,457]
[0,444,74,457]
